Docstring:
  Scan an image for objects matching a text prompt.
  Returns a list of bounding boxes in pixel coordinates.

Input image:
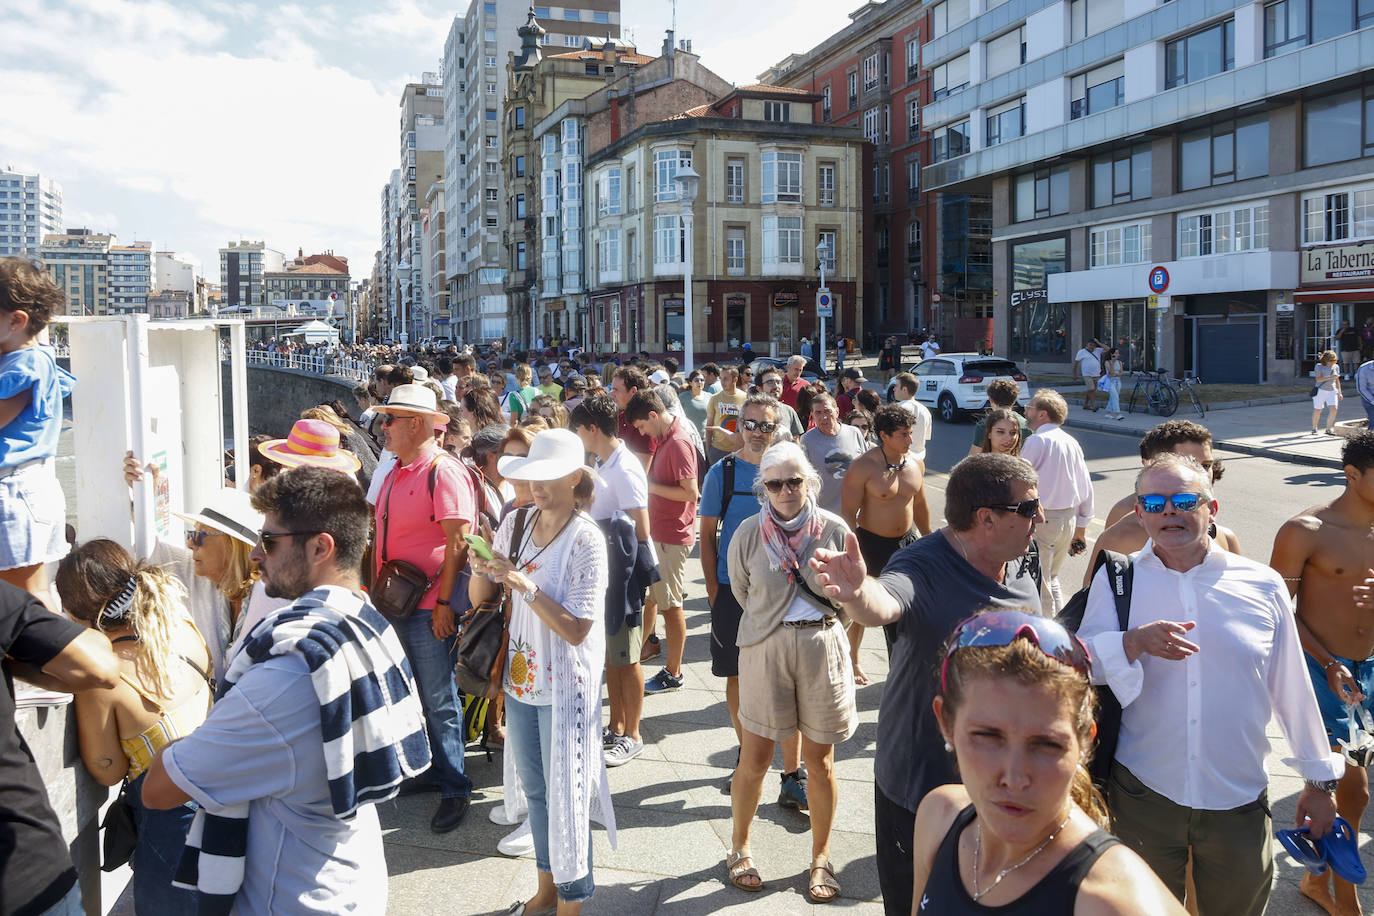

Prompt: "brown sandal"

[726,850,763,892]
[807,858,840,903]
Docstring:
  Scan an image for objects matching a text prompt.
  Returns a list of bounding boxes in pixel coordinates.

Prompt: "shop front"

[1092,298,1156,372]
[1008,234,1071,364]
[1295,242,1374,370]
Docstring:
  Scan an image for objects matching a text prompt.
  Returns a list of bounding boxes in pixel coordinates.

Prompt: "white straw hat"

[172,487,264,547]
[373,383,449,425]
[499,428,599,484]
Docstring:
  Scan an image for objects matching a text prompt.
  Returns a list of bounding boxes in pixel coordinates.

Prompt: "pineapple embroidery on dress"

[508,637,539,697]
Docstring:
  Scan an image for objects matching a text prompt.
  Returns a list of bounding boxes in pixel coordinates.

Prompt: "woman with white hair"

[723,441,856,903]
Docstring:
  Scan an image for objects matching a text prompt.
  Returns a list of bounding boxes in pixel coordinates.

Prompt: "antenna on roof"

[671,0,676,34]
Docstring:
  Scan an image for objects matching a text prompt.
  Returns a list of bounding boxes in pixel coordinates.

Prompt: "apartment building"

[264,250,350,320]
[442,0,620,345]
[218,240,285,311]
[422,180,448,340]
[583,82,867,354]
[921,0,1374,383]
[763,1,975,347]
[108,241,155,313]
[41,229,113,316]
[0,170,62,258]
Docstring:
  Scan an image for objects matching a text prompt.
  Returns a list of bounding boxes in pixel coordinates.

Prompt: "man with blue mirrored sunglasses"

[1078,452,1343,916]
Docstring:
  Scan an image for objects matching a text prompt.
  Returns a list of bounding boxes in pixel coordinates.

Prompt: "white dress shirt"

[1019,423,1093,525]
[1080,540,1344,810]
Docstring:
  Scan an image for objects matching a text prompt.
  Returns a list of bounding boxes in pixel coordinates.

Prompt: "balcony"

[907,63,919,82]
[907,244,921,262]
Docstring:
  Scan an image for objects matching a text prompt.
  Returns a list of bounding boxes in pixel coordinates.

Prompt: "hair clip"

[101,576,138,620]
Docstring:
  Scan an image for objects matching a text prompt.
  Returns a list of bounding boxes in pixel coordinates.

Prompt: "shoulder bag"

[454,507,531,698]
[372,451,450,620]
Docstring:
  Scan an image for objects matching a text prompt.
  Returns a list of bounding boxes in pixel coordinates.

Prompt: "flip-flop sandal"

[1276,825,1327,876]
[1318,816,1368,885]
[726,850,763,892]
[807,858,841,903]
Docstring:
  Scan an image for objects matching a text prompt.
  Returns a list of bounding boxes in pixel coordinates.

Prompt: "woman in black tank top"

[909,610,1185,915]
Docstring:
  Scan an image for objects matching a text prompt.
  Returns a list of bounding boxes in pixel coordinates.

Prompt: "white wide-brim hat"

[373,383,449,425]
[172,487,264,546]
[499,428,601,484]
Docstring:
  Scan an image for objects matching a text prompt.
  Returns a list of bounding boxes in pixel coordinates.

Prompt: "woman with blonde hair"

[1312,349,1342,435]
[912,609,1184,914]
[58,539,213,913]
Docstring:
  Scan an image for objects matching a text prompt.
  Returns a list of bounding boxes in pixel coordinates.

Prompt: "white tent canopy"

[282,319,339,344]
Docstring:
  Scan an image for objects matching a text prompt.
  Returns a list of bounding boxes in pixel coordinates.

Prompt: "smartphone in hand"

[463,533,496,561]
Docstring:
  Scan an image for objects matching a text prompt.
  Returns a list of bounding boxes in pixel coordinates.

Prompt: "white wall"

[1026,1,1068,61]
[1026,77,1068,133]
[1124,41,1162,102]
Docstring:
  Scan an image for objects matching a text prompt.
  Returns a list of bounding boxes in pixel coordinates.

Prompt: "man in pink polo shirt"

[372,383,476,834]
[625,389,698,694]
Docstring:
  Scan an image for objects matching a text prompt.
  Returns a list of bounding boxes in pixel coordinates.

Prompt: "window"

[818,164,836,206]
[985,26,1026,79]
[515,242,527,270]
[1304,84,1374,167]
[1178,115,1269,190]
[514,194,526,219]
[514,155,525,177]
[864,53,880,90]
[908,97,921,139]
[485,188,499,202]
[654,149,693,202]
[598,228,621,274]
[764,101,791,122]
[933,121,970,162]
[483,2,495,13]
[1071,60,1125,119]
[1014,166,1071,221]
[1165,19,1235,89]
[484,28,497,41]
[985,97,1025,146]
[908,220,922,257]
[726,158,746,203]
[564,8,579,19]
[485,108,497,121]
[1302,185,1374,243]
[594,10,610,23]
[906,38,920,80]
[818,230,837,272]
[564,35,580,46]
[1266,0,1374,54]
[654,216,683,265]
[1178,202,1269,256]
[626,166,636,210]
[726,228,746,275]
[597,168,622,217]
[932,0,971,38]
[1070,0,1126,42]
[626,231,638,278]
[513,107,525,129]
[762,151,802,203]
[863,107,883,143]
[932,53,970,100]
[907,158,921,201]
[1091,144,1152,207]
[533,6,550,15]
[762,216,802,268]
[848,72,858,109]
[1265,0,1310,55]
[822,85,832,120]
[1090,222,1153,267]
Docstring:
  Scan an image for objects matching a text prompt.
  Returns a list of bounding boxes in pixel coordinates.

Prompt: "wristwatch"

[1306,778,1341,793]
[523,583,540,604]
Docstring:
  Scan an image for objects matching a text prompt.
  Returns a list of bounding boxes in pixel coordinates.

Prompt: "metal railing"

[240,349,374,382]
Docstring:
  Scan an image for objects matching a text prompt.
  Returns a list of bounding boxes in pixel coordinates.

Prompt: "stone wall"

[223,363,360,437]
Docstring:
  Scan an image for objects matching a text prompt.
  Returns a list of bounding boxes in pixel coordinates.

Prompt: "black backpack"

[1056,550,1133,790]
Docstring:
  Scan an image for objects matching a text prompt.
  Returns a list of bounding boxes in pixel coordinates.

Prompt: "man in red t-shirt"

[371,383,476,834]
[625,389,698,693]
[781,354,808,409]
[612,365,657,468]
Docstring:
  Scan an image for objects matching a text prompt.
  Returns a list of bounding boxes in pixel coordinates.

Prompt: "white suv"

[887,354,1030,422]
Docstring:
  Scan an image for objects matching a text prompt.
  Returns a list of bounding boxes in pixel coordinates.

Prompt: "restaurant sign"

[1303,243,1374,284]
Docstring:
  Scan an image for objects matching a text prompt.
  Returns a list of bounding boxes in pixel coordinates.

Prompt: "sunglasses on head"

[942,610,1093,691]
[763,476,805,493]
[1137,492,1205,513]
[741,418,778,433]
[975,497,1041,519]
[186,529,225,548]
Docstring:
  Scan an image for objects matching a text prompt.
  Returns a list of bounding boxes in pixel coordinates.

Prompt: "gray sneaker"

[602,727,619,749]
[604,735,644,767]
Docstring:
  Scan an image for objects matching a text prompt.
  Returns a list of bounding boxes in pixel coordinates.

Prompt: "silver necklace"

[971,811,1072,901]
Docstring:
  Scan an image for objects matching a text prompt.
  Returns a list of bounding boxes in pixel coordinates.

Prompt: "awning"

[1294,287,1374,303]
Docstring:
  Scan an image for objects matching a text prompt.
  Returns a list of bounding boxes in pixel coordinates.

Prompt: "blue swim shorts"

[1305,651,1374,744]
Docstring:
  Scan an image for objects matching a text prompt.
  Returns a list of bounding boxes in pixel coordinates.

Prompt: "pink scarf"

[760,498,825,582]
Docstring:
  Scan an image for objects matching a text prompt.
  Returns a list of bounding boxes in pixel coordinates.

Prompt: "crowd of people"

[4,252,1374,915]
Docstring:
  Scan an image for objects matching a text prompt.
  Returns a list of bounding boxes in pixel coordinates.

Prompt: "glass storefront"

[1009,235,1070,362]
[664,297,684,351]
[1094,299,1155,371]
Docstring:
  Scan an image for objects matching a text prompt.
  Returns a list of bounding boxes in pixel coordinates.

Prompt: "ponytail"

[1070,763,1110,829]
[122,565,188,699]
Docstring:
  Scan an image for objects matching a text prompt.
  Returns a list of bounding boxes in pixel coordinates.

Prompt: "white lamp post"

[395,260,411,346]
[673,164,700,372]
[816,239,833,371]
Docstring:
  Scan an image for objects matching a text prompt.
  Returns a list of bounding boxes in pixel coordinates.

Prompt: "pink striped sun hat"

[257,419,362,473]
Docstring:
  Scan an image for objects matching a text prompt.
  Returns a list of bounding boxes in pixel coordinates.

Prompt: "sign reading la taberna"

[1302,243,1374,283]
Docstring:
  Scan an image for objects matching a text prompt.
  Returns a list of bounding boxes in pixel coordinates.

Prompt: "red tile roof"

[545,49,654,65]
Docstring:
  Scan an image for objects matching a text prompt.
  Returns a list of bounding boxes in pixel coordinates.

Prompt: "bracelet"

[435,598,450,607]
[1324,658,1344,672]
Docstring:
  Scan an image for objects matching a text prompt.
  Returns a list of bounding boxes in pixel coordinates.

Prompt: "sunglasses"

[1137,492,1205,513]
[763,476,805,493]
[941,610,1092,691]
[257,529,324,553]
[380,413,420,427]
[975,497,1041,519]
[186,529,226,548]
[741,418,778,433]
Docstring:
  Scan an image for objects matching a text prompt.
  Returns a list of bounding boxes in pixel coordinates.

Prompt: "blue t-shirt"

[0,346,75,468]
[699,454,760,584]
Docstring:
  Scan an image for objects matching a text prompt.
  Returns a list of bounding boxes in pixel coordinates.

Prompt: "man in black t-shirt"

[810,453,1043,916]
[1,581,119,916]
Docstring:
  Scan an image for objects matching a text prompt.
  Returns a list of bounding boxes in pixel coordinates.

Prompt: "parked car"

[885,353,1030,422]
[745,356,830,383]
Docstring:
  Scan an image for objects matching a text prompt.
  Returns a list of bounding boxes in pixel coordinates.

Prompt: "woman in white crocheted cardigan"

[470,428,613,916]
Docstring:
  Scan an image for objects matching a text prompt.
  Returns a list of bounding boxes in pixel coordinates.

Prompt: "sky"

[0,0,857,281]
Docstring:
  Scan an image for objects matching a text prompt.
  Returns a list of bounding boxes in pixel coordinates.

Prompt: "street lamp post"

[816,239,833,371]
[673,164,700,373]
[395,261,411,346]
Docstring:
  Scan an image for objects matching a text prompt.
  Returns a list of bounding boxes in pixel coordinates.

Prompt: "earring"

[943,741,953,752]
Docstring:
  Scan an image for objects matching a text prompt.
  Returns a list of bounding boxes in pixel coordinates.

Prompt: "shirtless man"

[1083,419,1242,584]
[841,403,931,681]
[1270,430,1374,916]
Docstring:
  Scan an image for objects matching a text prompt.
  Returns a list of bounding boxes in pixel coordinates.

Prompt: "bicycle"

[1169,375,1206,418]
[1125,369,1179,417]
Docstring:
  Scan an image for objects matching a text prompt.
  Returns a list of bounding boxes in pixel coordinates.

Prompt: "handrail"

[234,349,374,383]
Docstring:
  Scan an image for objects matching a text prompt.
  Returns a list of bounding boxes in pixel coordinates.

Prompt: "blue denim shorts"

[1304,652,1374,742]
[0,460,68,570]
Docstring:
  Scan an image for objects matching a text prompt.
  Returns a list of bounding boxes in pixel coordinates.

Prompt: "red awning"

[1294,287,1374,302]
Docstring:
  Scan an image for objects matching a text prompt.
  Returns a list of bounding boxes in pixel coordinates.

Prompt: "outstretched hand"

[808,531,868,603]
[1353,568,1374,610]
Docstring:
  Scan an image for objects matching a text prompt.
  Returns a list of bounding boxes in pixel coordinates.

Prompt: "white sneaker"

[604,735,644,768]
[489,804,526,827]
[497,819,535,856]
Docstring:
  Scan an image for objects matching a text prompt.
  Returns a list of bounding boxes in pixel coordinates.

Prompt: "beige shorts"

[737,621,858,745]
[649,541,692,609]
[1083,375,1098,391]
[605,622,643,669]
